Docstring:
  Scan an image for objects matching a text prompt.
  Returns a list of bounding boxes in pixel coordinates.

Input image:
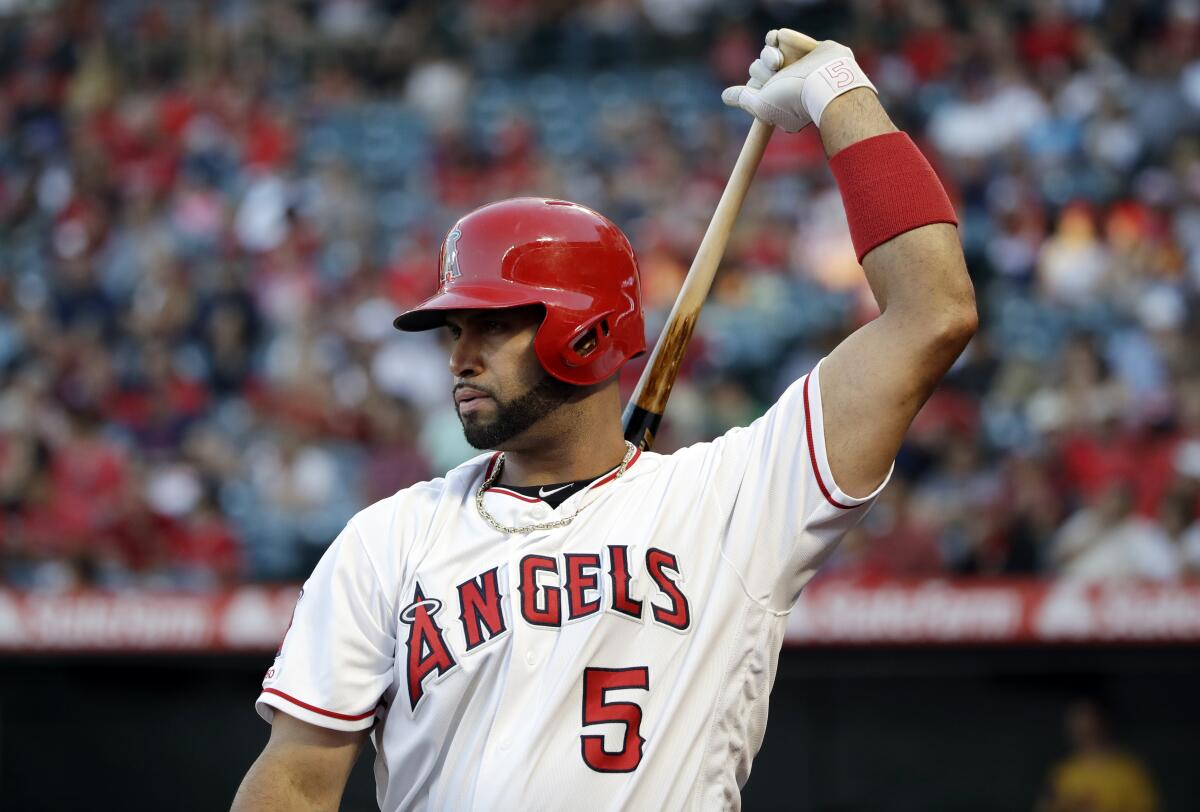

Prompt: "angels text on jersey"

[400,544,690,712]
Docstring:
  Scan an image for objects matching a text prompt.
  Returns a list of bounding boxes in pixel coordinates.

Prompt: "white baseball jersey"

[256,359,889,810]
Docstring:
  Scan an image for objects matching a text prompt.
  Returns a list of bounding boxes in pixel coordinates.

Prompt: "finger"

[721,85,749,109]
[759,44,783,71]
[764,29,779,48]
[723,84,811,131]
[721,85,785,127]
[747,58,774,89]
[721,86,769,118]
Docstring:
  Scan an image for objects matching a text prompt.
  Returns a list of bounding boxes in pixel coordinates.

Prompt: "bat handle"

[623,402,661,450]
[621,30,818,451]
[623,118,775,451]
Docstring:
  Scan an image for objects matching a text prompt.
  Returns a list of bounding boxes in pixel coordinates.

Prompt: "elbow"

[942,298,979,352]
[919,290,978,362]
[937,263,979,353]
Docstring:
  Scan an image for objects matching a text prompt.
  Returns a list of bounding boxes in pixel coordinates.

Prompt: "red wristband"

[828,132,957,263]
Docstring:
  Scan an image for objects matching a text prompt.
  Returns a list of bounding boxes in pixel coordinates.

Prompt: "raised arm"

[815,90,976,497]
[231,711,366,811]
[723,32,977,497]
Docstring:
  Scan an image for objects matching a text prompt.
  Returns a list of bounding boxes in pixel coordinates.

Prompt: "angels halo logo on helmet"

[441,227,463,286]
[394,197,647,387]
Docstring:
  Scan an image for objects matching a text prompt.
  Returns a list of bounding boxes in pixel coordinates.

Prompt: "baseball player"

[233,33,975,810]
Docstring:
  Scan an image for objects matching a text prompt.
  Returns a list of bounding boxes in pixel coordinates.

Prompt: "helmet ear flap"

[569,317,611,358]
[562,312,613,367]
[534,309,620,385]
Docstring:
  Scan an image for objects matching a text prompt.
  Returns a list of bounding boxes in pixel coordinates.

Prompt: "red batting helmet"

[393,198,646,386]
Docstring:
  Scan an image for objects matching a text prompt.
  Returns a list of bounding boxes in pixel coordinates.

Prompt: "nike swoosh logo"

[538,484,572,498]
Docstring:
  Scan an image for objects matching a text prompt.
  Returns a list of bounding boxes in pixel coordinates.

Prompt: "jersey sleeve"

[256,520,396,732]
[700,358,891,611]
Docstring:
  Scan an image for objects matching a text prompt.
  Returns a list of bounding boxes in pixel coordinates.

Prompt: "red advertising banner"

[1,580,1199,652]
[786,578,1200,645]
[0,587,301,653]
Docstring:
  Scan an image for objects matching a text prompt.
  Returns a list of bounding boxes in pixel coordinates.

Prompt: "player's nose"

[448,332,483,379]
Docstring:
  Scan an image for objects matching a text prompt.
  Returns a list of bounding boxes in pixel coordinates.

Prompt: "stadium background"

[1,0,1199,809]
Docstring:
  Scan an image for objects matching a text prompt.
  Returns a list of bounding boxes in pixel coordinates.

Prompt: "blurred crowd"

[1,0,1200,588]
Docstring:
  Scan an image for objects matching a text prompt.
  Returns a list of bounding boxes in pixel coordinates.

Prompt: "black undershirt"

[498,464,620,509]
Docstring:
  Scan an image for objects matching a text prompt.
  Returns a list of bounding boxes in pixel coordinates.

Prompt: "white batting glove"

[721,34,877,131]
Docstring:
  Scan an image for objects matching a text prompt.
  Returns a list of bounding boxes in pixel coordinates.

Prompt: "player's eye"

[446,325,462,340]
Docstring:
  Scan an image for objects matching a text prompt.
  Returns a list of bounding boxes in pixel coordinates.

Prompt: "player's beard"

[458,371,575,450]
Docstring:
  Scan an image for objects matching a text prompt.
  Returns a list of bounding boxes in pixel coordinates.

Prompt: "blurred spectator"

[1,0,1199,587]
[1051,481,1180,581]
[1038,699,1158,812]
[1037,204,1111,305]
[827,478,945,578]
[166,489,243,588]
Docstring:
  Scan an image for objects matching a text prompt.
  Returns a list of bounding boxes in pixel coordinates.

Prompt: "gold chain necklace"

[475,442,637,535]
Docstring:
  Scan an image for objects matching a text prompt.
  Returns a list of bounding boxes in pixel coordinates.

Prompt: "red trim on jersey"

[261,688,376,722]
[803,374,856,511]
[483,454,543,502]
[484,452,502,479]
[593,448,641,489]
[487,487,542,503]
[483,448,641,502]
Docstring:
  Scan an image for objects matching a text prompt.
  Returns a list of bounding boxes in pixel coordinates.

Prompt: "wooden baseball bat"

[623,29,819,450]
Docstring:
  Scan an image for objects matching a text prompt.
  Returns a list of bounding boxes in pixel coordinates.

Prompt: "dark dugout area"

[3,645,1197,811]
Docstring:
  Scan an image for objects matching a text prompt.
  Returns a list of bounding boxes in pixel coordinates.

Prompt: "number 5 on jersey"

[581,667,649,773]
